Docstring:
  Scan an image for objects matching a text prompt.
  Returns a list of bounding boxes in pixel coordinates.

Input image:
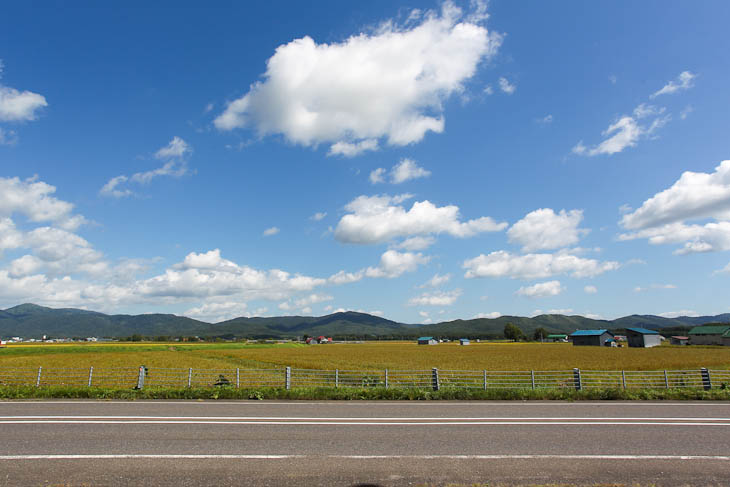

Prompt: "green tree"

[533,327,549,342]
[503,323,524,341]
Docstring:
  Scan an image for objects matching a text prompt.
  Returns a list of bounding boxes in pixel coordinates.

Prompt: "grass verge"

[1,386,729,400]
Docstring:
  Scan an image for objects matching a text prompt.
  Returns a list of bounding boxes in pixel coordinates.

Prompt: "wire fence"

[0,366,728,391]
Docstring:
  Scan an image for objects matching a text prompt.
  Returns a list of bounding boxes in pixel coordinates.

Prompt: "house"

[418,336,438,345]
[688,325,730,345]
[459,338,470,346]
[670,336,689,346]
[546,334,568,342]
[570,329,614,346]
[626,328,663,348]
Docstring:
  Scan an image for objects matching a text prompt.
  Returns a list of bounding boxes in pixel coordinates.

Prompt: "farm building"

[626,328,662,348]
[688,325,730,345]
[459,338,470,345]
[305,336,332,344]
[570,329,614,346]
[670,336,689,346]
[546,334,568,342]
[723,330,730,347]
[418,336,438,345]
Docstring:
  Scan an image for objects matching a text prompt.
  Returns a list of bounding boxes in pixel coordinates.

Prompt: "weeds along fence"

[0,366,728,391]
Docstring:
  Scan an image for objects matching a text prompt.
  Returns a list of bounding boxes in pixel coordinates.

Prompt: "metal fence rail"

[0,366,727,391]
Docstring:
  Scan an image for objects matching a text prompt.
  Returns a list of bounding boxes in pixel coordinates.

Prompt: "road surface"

[1,400,729,486]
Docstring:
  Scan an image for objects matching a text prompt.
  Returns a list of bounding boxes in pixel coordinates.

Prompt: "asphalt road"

[1,400,729,486]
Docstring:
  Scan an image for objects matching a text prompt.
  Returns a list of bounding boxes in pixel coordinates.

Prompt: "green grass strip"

[1,385,730,401]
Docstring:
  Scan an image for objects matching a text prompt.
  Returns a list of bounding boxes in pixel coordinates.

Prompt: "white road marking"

[1,420,729,426]
[0,454,728,461]
[1,415,729,421]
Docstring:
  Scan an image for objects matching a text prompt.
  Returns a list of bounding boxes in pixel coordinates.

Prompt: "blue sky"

[1,1,729,323]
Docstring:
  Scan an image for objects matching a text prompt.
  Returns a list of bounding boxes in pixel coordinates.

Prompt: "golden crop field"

[1,341,729,371]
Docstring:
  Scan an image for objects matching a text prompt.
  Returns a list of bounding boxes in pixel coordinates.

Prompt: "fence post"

[88,366,94,387]
[483,370,487,390]
[573,368,582,391]
[335,369,339,388]
[530,370,535,389]
[136,366,145,389]
[621,370,626,389]
[187,368,193,388]
[384,369,388,389]
[285,366,291,390]
[664,370,669,389]
[432,368,440,391]
[700,368,712,390]
[36,366,42,387]
[236,368,240,389]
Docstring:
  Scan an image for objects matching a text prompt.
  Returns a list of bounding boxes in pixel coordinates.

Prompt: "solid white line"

[1,420,729,426]
[0,454,728,461]
[1,415,729,421]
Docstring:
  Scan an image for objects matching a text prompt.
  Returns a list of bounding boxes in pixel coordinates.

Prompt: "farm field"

[1,341,729,371]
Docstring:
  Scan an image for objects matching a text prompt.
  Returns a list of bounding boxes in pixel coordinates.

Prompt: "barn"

[459,338,470,346]
[570,329,614,346]
[688,325,730,345]
[670,336,689,346]
[546,334,568,342]
[418,336,438,345]
[626,328,662,348]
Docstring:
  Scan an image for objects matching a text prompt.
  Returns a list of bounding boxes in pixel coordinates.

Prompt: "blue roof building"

[625,327,662,348]
[570,329,614,346]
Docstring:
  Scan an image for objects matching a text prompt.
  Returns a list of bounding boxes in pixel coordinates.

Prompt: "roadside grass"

[2,341,729,371]
[2,385,729,401]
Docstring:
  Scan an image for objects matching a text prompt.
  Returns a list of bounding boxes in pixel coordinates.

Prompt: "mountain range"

[1,303,729,340]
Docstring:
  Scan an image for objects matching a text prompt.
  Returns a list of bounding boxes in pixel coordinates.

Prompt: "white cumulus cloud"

[263,227,280,237]
[515,280,563,298]
[508,208,588,252]
[408,288,462,306]
[0,176,86,231]
[335,194,506,245]
[420,273,451,288]
[371,159,431,184]
[463,250,619,280]
[214,2,502,155]
[365,249,430,278]
[390,158,431,184]
[658,310,699,318]
[395,236,436,251]
[584,285,597,294]
[619,160,730,254]
[0,83,47,122]
[473,311,501,319]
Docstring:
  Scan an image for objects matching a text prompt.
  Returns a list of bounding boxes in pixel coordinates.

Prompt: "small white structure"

[459,338,470,346]
[418,336,438,345]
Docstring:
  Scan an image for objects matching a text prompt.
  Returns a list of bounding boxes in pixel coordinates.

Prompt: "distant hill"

[0,303,728,339]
